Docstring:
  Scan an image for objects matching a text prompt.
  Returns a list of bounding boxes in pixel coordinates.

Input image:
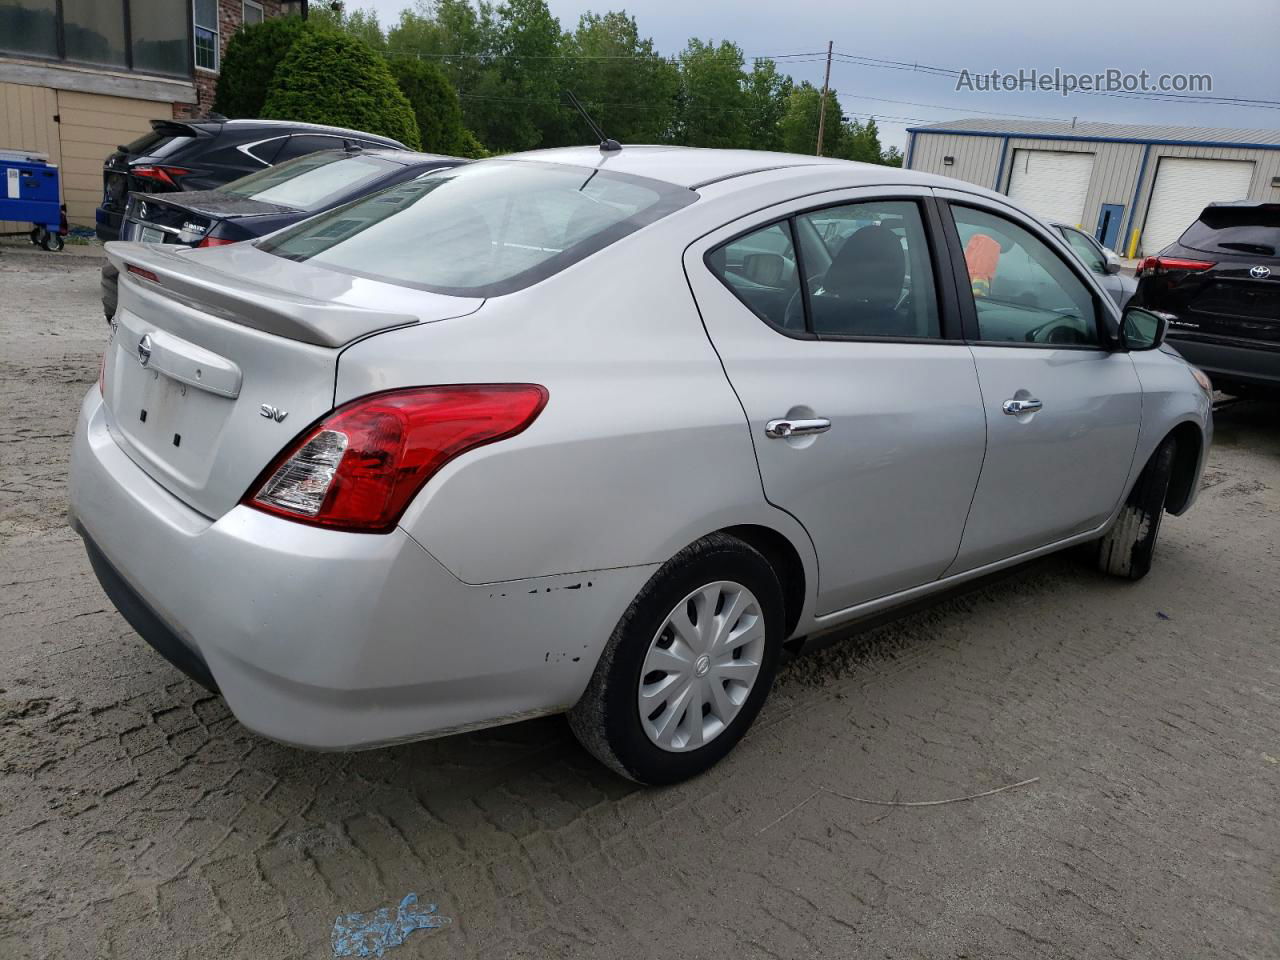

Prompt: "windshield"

[1180,205,1280,259]
[257,159,696,296]
[219,151,401,213]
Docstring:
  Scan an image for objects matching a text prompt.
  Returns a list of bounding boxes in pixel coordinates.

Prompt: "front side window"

[221,152,401,213]
[952,205,1098,347]
[1058,226,1107,275]
[193,0,218,71]
[260,160,696,297]
[707,199,941,340]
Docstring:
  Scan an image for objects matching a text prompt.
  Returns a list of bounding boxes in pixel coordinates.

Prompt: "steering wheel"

[1025,316,1089,345]
[783,273,824,331]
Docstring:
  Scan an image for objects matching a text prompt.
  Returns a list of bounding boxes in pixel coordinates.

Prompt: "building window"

[0,0,190,78]
[193,0,219,71]
[243,1,264,26]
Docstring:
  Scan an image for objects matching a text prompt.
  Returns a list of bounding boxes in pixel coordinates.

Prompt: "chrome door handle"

[1002,398,1043,415]
[766,417,832,439]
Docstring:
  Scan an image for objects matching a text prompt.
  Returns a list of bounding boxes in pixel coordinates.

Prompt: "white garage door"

[1141,158,1255,255]
[1006,150,1095,227]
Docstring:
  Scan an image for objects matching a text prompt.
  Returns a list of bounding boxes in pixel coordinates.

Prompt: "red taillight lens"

[196,235,236,248]
[1137,255,1215,277]
[131,165,190,188]
[245,384,549,533]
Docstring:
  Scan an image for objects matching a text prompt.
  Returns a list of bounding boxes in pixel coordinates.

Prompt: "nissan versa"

[69,148,1212,784]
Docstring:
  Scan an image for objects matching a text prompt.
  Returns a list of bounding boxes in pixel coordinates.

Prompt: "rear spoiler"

[105,242,421,348]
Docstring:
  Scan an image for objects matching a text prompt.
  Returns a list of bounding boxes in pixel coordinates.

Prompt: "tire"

[41,232,64,252]
[568,533,785,785]
[1097,437,1177,580]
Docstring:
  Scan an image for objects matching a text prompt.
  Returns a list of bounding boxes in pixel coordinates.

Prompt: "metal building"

[905,119,1280,258]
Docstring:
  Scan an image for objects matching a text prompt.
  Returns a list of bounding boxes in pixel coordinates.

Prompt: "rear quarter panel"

[333,218,818,611]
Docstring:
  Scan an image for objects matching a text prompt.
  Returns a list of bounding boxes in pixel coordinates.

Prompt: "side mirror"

[1120,306,1170,351]
[1103,249,1123,275]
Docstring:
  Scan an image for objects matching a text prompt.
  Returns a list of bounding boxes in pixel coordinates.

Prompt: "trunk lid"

[101,241,483,519]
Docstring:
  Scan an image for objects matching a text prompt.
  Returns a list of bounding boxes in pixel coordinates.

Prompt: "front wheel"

[1097,437,1177,580]
[569,533,785,784]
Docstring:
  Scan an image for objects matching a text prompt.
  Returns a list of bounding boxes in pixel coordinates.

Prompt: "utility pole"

[815,40,833,156]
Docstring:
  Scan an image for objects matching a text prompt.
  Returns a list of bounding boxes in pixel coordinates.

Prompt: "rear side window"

[1179,205,1280,258]
[259,160,696,296]
[220,152,399,212]
[706,222,803,331]
[707,199,941,339]
[274,135,348,164]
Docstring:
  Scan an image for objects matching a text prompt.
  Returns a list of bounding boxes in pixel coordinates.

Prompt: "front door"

[1096,203,1124,251]
[685,189,987,615]
[938,193,1142,572]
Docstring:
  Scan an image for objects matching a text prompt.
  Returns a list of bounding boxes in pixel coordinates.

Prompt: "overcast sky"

[353,0,1280,149]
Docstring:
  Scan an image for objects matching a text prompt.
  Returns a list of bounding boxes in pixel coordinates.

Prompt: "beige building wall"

[55,90,158,226]
[1,81,61,233]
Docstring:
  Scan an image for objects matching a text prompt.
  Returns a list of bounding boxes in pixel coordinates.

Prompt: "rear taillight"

[1137,256,1215,277]
[245,384,549,533]
[126,264,159,283]
[131,165,190,188]
[196,235,236,248]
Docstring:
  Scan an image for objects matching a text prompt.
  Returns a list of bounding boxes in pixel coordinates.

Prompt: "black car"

[1133,202,1280,397]
[101,148,463,318]
[96,118,407,242]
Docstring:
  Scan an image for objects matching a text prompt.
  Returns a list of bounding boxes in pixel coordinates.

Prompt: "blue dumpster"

[0,150,64,251]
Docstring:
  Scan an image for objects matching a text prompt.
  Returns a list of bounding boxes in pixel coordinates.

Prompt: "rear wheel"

[568,533,784,784]
[1097,437,1177,580]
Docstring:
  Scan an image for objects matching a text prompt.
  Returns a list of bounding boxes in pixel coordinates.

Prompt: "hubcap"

[638,580,766,752]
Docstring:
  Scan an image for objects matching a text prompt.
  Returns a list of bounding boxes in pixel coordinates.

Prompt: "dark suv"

[95,118,407,241]
[1132,202,1280,397]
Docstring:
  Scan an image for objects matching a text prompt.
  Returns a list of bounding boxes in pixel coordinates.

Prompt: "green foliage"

[559,12,678,145]
[743,59,793,152]
[388,56,474,155]
[212,15,307,118]
[779,83,842,157]
[675,39,748,148]
[262,30,421,148]
[309,3,387,51]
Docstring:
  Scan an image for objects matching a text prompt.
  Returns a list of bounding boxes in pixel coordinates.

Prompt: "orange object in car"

[965,233,1001,298]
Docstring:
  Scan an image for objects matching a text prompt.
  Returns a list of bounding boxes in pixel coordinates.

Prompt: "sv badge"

[259,403,289,423]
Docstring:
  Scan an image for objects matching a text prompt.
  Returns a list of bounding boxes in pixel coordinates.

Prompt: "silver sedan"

[69,147,1212,783]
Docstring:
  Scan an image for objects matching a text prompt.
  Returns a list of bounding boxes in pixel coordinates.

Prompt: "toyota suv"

[1133,202,1280,397]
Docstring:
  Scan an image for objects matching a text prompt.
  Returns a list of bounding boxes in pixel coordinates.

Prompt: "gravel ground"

[1,252,1277,960]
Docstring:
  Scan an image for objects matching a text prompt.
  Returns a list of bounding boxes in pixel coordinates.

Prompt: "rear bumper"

[1168,334,1280,391]
[69,388,647,750]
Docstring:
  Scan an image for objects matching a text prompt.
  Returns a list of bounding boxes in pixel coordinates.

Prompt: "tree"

[743,58,792,151]
[558,11,678,146]
[212,15,307,118]
[389,56,475,155]
[881,144,904,167]
[674,39,748,148]
[778,82,843,157]
[309,2,387,51]
[836,116,883,164]
[262,30,421,148]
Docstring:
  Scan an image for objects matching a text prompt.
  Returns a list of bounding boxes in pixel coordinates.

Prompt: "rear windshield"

[121,128,193,160]
[220,151,401,213]
[257,159,696,296]
[1180,205,1280,258]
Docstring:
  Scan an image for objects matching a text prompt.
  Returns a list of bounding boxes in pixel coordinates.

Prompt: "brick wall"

[174,0,287,119]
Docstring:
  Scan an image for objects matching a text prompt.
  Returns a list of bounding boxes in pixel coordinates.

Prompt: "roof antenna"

[565,91,621,152]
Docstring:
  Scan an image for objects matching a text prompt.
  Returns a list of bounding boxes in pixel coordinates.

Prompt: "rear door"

[936,190,1142,571]
[685,187,987,615]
